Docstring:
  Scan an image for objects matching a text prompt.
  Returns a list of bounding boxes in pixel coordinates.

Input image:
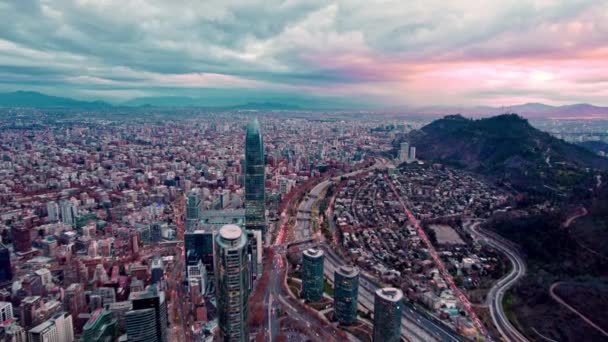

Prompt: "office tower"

[0,301,13,321]
[215,224,249,341]
[334,266,359,325]
[186,188,201,231]
[0,244,12,282]
[150,257,164,284]
[64,284,86,324]
[47,201,60,222]
[107,301,132,334]
[59,200,77,226]
[80,307,118,342]
[150,222,162,243]
[129,285,168,342]
[19,296,42,328]
[244,118,266,236]
[11,226,31,254]
[185,230,215,276]
[409,146,416,162]
[302,248,324,302]
[28,321,57,342]
[399,142,409,163]
[51,312,74,342]
[373,288,403,342]
[125,308,157,342]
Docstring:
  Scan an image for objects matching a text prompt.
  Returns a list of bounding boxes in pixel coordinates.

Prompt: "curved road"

[549,282,608,338]
[466,221,529,342]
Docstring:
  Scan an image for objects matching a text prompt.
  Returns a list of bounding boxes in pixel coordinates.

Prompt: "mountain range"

[1,91,608,118]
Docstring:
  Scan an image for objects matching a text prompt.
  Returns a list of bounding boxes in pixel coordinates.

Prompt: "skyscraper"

[302,248,324,302]
[11,226,32,254]
[186,188,201,231]
[373,288,403,342]
[129,286,168,342]
[185,230,215,276]
[126,308,157,342]
[245,118,266,236]
[215,224,249,341]
[334,266,359,325]
[0,244,12,282]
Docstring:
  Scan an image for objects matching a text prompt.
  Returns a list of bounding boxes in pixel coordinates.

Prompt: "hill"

[409,103,608,118]
[0,91,111,108]
[578,140,608,156]
[408,114,608,194]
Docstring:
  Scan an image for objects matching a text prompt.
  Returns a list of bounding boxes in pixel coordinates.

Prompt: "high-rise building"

[11,226,31,254]
[302,248,324,302]
[409,146,416,162]
[372,288,403,342]
[150,257,164,284]
[0,244,12,282]
[50,312,74,342]
[129,286,167,342]
[64,284,86,323]
[334,266,359,325]
[28,320,58,342]
[80,307,117,342]
[47,201,60,222]
[0,301,13,321]
[215,224,249,341]
[59,200,77,227]
[244,118,266,236]
[399,142,409,163]
[186,188,201,231]
[20,296,42,329]
[125,308,157,342]
[185,230,215,276]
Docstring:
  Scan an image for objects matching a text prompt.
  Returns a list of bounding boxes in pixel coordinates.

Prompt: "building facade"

[0,244,12,282]
[126,308,158,342]
[372,288,403,342]
[214,225,249,341]
[129,286,168,342]
[244,118,266,236]
[334,266,359,325]
[302,248,324,302]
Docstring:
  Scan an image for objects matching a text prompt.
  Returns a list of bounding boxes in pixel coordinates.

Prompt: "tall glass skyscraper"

[215,225,249,341]
[245,118,266,236]
[302,248,325,302]
[334,266,359,325]
[373,287,403,342]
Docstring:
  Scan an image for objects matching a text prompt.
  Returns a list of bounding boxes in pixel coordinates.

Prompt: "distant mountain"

[408,114,608,193]
[0,91,111,108]
[227,102,300,110]
[122,97,301,110]
[410,103,608,118]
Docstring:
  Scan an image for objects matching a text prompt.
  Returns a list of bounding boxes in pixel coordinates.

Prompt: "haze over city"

[0,1,607,342]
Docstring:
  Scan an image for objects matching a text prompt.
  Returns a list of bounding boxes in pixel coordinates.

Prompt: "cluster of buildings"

[331,166,508,335]
[300,248,403,341]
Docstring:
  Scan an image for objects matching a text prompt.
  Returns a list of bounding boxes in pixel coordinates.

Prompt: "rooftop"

[303,248,324,258]
[219,224,242,240]
[376,287,403,302]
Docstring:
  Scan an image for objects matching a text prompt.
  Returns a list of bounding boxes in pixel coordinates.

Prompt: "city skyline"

[0,1,607,107]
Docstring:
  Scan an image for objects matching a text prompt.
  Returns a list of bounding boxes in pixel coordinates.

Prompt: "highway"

[465,221,529,342]
[290,159,464,342]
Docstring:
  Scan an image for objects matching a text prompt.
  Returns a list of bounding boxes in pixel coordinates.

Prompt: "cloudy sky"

[1,0,607,107]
